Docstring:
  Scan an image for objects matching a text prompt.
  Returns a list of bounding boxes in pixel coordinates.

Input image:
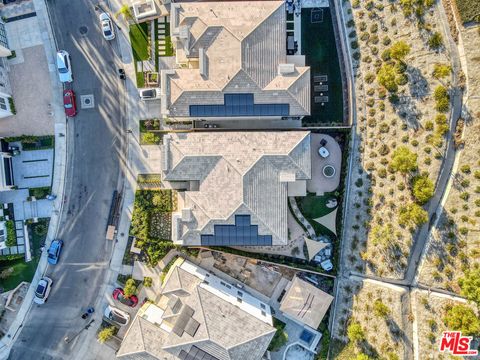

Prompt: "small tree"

[123,278,137,298]
[116,4,134,21]
[373,299,391,318]
[412,175,434,204]
[390,146,418,175]
[390,40,411,61]
[347,321,365,342]
[434,86,450,112]
[377,63,398,93]
[97,326,116,344]
[428,32,443,50]
[458,266,480,307]
[443,304,480,336]
[356,353,371,360]
[399,203,428,227]
[432,64,452,79]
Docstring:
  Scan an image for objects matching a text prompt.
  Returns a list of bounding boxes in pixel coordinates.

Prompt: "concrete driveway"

[11,148,53,189]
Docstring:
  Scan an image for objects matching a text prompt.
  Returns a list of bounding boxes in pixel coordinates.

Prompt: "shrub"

[460,165,471,174]
[390,146,418,174]
[347,322,365,342]
[373,299,390,318]
[381,49,391,61]
[143,277,152,287]
[97,326,116,344]
[432,64,452,79]
[34,223,48,236]
[396,74,408,86]
[412,175,434,204]
[434,86,450,112]
[351,40,359,49]
[377,63,398,93]
[365,73,375,83]
[389,40,411,61]
[443,304,480,336]
[124,278,137,297]
[459,192,469,201]
[399,203,428,227]
[428,32,443,50]
[425,121,434,131]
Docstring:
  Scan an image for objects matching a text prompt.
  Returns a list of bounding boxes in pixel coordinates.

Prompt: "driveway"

[11,148,53,189]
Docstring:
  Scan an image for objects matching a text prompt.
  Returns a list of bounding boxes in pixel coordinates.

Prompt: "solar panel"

[179,346,220,360]
[184,317,200,337]
[172,305,195,336]
[200,215,273,246]
[189,93,290,117]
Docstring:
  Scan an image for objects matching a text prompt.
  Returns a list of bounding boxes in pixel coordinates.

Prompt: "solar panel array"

[178,346,219,360]
[189,93,290,117]
[200,215,273,246]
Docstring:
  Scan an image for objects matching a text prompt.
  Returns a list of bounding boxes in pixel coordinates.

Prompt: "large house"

[117,258,276,360]
[159,0,310,120]
[160,131,311,246]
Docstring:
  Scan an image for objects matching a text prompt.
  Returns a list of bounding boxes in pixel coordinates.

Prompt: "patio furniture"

[320,139,327,146]
[318,146,329,158]
[326,198,337,208]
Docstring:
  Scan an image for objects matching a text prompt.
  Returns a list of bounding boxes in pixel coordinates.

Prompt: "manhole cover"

[80,94,95,109]
[79,26,88,35]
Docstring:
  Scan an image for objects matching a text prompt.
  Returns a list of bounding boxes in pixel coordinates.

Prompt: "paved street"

[8,0,125,359]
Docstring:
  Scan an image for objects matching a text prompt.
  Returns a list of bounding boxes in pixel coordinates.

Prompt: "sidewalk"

[0,0,67,358]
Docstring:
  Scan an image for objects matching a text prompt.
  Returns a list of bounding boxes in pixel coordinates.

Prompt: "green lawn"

[0,219,49,292]
[301,8,344,125]
[129,22,149,88]
[163,36,174,56]
[296,192,338,237]
[268,318,288,352]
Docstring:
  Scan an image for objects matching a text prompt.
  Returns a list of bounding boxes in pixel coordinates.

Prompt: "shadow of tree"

[407,66,430,100]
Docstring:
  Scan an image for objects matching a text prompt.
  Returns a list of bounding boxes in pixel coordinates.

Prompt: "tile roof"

[117,260,275,360]
[164,1,310,118]
[162,131,311,245]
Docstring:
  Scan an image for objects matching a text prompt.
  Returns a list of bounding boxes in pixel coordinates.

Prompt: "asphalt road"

[9,1,125,359]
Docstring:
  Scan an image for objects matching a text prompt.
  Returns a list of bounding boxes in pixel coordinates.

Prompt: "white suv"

[34,277,53,304]
[139,88,161,101]
[56,50,73,83]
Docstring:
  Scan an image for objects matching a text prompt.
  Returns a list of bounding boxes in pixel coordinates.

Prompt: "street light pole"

[64,319,95,344]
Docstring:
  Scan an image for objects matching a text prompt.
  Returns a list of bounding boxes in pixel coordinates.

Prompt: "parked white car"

[34,277,53,304]
[99,12,115,41]
[139,88,161,101]
[104,305,130,326]
[56,50,73,83]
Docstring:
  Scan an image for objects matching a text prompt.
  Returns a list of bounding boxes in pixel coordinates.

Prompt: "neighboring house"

[131,0,168,23]
[117,258,276,360]
[0,140,14,191]
[160,1,310,121]
[0,19,13,119]
[160,131,311,246]
[279,275,333,332]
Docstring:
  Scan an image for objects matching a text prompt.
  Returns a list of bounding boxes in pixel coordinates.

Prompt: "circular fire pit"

[323,165,336,178]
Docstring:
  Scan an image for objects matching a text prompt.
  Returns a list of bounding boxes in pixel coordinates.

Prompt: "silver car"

[56,50,73,83]
[100,12,115,41]
[104,305,130,326]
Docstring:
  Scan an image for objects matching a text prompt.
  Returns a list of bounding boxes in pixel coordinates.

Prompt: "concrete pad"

[0,46,54,136]
[11,149,53,189]
[5,17,43,50]
[307,134,341,195]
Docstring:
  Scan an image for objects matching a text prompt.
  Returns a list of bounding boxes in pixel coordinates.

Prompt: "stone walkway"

[157,16,167,56]
[288,197,316,238]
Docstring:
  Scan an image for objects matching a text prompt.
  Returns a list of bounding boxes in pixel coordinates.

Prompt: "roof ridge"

[226,326,276,351]
[286,132,311,178]
[286,68,311,113]
[239,1,284,42]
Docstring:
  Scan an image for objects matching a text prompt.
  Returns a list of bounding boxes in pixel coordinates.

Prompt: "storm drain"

[80,94,95,109]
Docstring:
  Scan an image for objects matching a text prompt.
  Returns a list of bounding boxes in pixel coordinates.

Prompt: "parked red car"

[112,288,138,307]
[63,89,77,117]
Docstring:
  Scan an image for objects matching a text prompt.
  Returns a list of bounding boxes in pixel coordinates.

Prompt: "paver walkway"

[288,197,316,238]
[157,16,167,56]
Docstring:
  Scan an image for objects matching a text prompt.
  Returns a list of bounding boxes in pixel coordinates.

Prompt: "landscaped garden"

[129,189,176,266]
[5,135,54,150]
[301,8,344,126]
[139,119,162,145]
[0,218,49,292]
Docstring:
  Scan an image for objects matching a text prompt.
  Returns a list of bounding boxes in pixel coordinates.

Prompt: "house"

[0,19,14,119]
[117,258,276,360]
[160,0,310,121]
[160,131,311,246]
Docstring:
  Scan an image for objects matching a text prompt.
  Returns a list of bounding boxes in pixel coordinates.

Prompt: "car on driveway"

[112,288,138,307]
[104,305,130,326]
[99,12,115,41]
[34,277,53,304]
[139,88,161,100]
[63,90,77,117]
[47,239,64,265]
[56,50,73,83]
